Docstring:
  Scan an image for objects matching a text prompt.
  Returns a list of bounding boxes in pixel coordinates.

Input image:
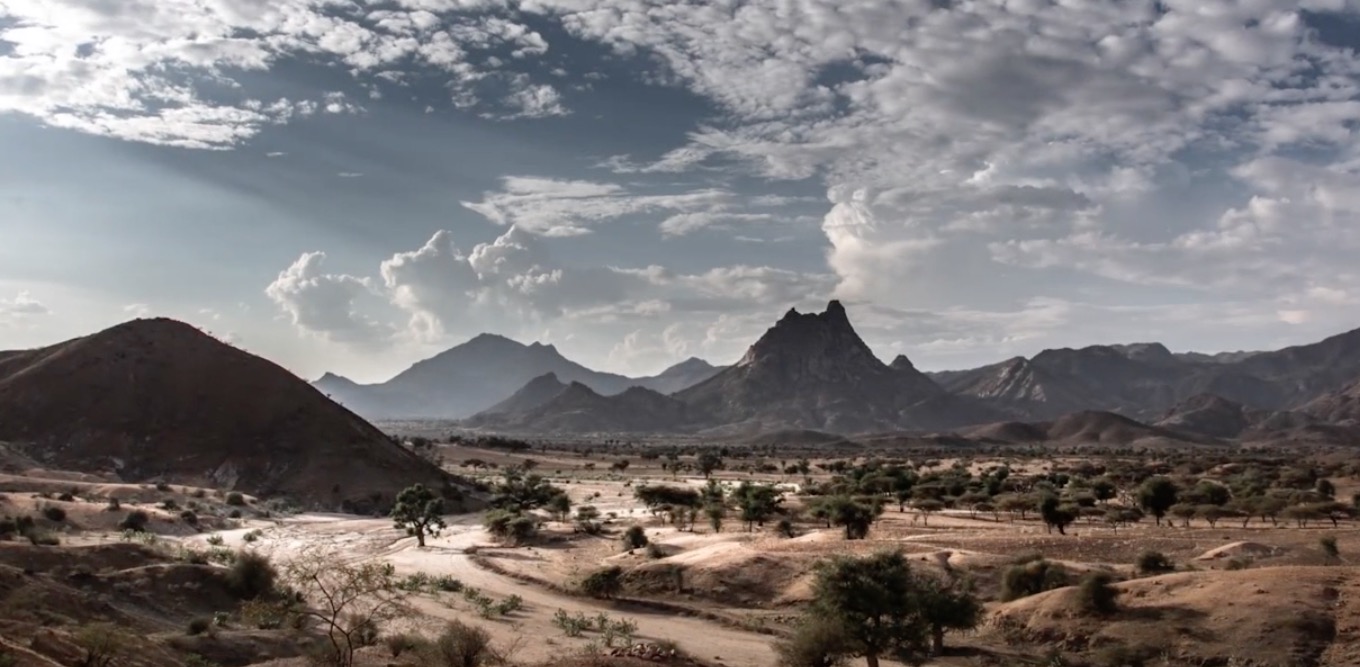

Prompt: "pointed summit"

[890,355,917,372]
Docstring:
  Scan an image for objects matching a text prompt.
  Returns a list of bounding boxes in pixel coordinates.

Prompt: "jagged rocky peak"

[890,354,918,372]
[738,300,882,371]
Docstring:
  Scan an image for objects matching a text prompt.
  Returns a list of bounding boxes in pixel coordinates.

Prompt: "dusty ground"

[6,442,1360,666]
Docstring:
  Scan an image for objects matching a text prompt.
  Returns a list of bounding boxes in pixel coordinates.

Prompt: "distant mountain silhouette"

[314,334,721,420]
[472,301,1001,434]
[0,318,457,511]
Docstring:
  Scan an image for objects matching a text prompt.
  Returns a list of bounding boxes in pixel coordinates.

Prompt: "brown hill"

[0,318,457,511]
[469,382,694,433]
[1045,410,1215,446]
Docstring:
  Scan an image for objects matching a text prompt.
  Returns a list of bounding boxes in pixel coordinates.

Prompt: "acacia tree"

[914,573,983,655]
[697,451,725,479]
[390,483,445,547]
[810,551,929,667]
[276,546,411,667]
[830,496,880,540]
[1138,477,1179,526]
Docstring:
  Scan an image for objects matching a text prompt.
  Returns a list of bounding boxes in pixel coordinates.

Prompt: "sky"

[4,0,1360,383]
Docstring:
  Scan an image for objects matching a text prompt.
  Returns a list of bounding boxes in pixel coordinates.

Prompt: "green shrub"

[1136,550,1174,574]
[187,617,211,635]
[225,492,246,506]
[206,534,225,546]
[160,499,179,511]
[41,505,66,522]
[226,551,277,600]
[58,492,76,502]
[1077,572,1120,615]
[180,510,198,526]
[776,518,797,538]
[156,482,173,492]
[580,566,624,599]
[1000,558,1069,601]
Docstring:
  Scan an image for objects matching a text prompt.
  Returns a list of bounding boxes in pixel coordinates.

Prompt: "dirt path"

[196,514,779,667]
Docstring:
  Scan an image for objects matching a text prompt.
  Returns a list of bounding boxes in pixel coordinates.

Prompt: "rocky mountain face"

[1300,380,1360,424]
[474,301,1000,434]
[313,334,721,420]
[676,301,996,433]
[0,319,457,511]
[936,327,1360,422]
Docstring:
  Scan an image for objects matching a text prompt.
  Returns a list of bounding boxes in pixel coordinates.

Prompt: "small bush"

[26,530,60,546]
[118,510,150,532]
[645,543,665,559]
[622,525,648,551]
[160,499,179,511]
[1000,558,1069,601]
[1225,557,1251,571]
[228,509,242,519]
[180,510,199,526]
[206,534,225,546]
[774,615,850,667]
[421,620,493,667]
[225,492,246,507]
[241,529,263,543]
[385,632,424,658]
[187,617,212,636]
[1077,572,1120,615]
[41,505,66,522]
[74,623,130,667]
[58,492,76,502]
[1136,550,1175,574]
[226,551,277,600]
[156,482,173,492]
[1321,536,1340,560]
[580,566,624,599]
[776,518,797,538]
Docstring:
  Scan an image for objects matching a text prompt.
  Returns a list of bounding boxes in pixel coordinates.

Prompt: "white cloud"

[264,252,391,346]
[0,0,563,147]
[269,227,835,370]
[123,303,152,317]
[461,176,738,236]
[0,291,50,321]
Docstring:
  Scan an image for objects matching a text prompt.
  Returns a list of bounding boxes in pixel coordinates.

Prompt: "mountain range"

[314,333,722,419]
[437,301,1360,438]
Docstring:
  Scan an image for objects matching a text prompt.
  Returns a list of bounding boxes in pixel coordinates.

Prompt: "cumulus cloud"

[269,227,834,367]
[264,252,391,346]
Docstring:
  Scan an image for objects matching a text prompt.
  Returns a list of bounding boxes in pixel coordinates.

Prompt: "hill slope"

[0,319,455,511]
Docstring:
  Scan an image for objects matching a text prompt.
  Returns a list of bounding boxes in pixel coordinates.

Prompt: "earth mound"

[0,318,458,511]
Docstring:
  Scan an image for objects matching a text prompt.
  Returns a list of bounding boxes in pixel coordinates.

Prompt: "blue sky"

[4,0,1360,382]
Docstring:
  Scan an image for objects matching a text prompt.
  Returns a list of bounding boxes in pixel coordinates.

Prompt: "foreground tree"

[274,546,411,667]
[810,551,929,667]
[915,574,983,655]
[390,483,445,547]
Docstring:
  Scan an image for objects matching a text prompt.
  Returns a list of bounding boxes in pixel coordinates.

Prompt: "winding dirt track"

[202,514,779,666]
